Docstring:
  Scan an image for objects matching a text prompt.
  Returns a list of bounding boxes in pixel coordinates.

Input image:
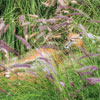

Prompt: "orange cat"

[64,32,84,48]
[0,32,84,81]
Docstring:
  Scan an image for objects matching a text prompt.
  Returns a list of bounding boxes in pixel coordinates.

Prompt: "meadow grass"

[0,0,100,100]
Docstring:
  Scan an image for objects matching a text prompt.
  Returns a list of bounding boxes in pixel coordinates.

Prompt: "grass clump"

[0,0,100,100]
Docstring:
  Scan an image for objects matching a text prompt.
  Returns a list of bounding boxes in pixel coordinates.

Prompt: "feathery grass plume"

[39,23,45,38]
[0,40,19,56]
[77,61,84,66]
[67,12,89,18]
[29,32,37,39]
[90,19,100,23]
[27,14,38,19]
[78,47,91,60]
[38,18,57,24]
[21,22,30,26]
[14,34,31,50]
[12,64,32,68]
[78,66,98,72]
[34,34,43,43]
[0,19,5,30]
[42,2,50,7]
[31,24,36,32]
[54,15,72,22]
[19,15,25,25]
[85,78,100,85]
[0,89,9,95]
[38,57,57,75]
[86,33,95,39]
[50,0,56,6]
[24,25,28,41]
[35,48,44,57]
[58,0,66,6]
[71,0,77,4]
[44,67,50,74]
[76,9,90,18]
[4,24,9,33]
[70,81,75,87]
[78,71,94,77]
[51,22,71,30]
[77,0,89,7]
[60,81,65,87]
[56,5,63,14]
[0,21,5,36]
[84,32,100,41]
[63,6,89,18]
[78,53,99,61]
[42,0,56,7]
[67,12,84,16]
[26,70,37,76]
[45,74,55,81]
[38,25,49,31]
[0,48,9,59]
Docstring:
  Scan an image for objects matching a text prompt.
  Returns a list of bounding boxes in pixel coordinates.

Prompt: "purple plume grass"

[78,66,98,72]
[45,74,55,81]
[85,78,100,85]
[86,33,95,39]
[60,81,65,87]
[0,23,5,31]
[0,22,5,36]
[77,71,94,77]
[44,67,50,74]
[19,15,25,25]
[70,81,75,87]
[90,19,100,23]
[38,25,50,31]
[24,25,28,36]
[78,53,99,61]
[15,34,31,49]
[56,5,63,14]
[36,48,44,57]
[0,89,9,95]
[26,70,37,76]
[24,25,28,41]
[12,64,32,68]
[0,40,19,56]
[58,0,66,6]
[67,12,84,16]
[78,0,89,7]
[39,23,45,38]
[78,47,91,60]
[51,22,71,30]
[21,22,30,26]
[38,18,57,24]
[38,57,57,75]
[55,15,72,22]
[4,24,9,33]
[0,48,9,59]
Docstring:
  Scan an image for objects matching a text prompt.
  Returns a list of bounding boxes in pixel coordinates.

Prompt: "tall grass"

[0,0,100,100]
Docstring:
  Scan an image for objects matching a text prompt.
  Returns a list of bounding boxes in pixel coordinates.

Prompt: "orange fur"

[65,32,84,48]
[0,33,84,81]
